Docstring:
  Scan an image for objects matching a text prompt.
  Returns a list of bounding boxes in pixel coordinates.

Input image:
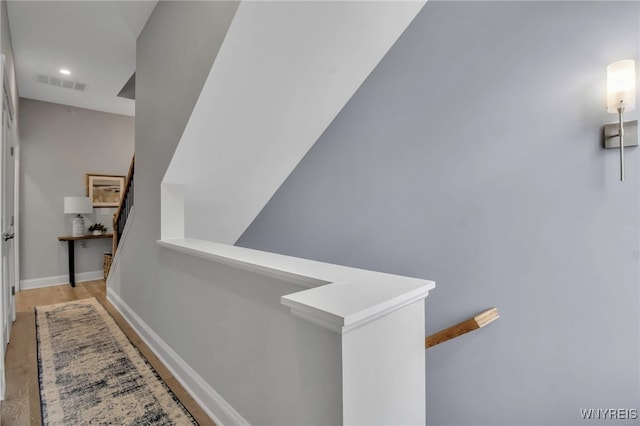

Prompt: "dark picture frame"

[86,174,125,207]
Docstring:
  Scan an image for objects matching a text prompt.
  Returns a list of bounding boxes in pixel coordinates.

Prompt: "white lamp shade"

[64,196,93,215]
[607,59,636,113]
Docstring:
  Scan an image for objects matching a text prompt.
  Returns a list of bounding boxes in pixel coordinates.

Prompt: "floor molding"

[20,270,103,290]
[106,288,249,426]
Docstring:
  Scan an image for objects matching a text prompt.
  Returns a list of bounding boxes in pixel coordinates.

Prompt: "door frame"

[2,84,16,325]
[0,53,17,401]
[12,125,19,300]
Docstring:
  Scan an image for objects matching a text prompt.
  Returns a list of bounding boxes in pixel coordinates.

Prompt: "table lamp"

[64,196,93,236]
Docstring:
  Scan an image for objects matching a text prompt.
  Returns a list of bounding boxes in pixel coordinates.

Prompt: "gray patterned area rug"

[36,298,198,425]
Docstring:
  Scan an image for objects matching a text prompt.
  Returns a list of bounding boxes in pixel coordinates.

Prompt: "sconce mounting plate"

[603,120,638,149]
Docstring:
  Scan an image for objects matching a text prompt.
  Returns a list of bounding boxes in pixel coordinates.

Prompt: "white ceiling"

[7,1,158,117]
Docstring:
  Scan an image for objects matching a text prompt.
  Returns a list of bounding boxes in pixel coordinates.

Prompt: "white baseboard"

[106,288,249,426]
[20,270,103,290]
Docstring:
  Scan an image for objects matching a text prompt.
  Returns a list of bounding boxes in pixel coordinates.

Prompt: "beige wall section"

[19,99,133,282]
[1,0,18,116]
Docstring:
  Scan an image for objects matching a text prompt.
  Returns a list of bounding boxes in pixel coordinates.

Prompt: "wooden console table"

[58,234,113,287]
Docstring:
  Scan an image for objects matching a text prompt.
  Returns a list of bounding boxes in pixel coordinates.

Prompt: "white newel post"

[282,281,430,425]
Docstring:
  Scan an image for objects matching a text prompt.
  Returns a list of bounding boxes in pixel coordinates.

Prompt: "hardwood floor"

[0,280,215,426]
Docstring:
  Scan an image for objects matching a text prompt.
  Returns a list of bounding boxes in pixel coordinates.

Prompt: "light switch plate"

[603,119,638,149]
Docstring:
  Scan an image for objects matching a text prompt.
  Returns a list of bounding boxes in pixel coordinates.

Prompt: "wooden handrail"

[112,155,135,256]
[425,307,499,349]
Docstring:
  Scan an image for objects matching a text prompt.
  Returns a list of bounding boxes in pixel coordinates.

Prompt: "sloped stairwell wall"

[162,1,426,244]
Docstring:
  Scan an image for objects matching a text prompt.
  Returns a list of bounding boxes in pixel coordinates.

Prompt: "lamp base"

[72,215,85,237]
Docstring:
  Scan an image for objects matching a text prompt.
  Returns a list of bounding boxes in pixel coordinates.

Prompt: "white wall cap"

[158,238,434,333]
[282,281,431,334]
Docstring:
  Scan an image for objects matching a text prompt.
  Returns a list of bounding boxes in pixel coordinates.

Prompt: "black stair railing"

[112,155,134,257]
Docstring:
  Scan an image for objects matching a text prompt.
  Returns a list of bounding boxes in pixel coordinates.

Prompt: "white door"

[1,91,15,341]
[0,54,16,400]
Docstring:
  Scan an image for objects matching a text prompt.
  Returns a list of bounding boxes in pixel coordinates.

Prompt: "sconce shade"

[607,59,636,113]
[64,196,93,215]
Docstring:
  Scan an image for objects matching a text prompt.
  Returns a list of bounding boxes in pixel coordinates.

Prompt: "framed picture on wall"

[86,174,125,207]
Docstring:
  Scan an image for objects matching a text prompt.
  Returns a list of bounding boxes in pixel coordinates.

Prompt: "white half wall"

[157,237,433,425]
[163,1,426,244]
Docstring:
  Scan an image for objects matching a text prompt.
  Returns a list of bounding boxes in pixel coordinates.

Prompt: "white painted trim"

[157,238,327,288]
[20,270,102,290]
[13,138,19,294]
[287,285,430,335]
[106,288,250,426]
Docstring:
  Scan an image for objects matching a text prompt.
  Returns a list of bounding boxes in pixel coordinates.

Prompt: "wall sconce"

[604,59,637,182]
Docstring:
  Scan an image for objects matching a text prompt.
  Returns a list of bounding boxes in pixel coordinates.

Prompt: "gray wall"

[19,99,133,281]
[237,2,640,425]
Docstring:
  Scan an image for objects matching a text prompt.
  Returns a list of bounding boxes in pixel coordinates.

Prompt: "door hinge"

[10,146,13,156]
[10,215,14,226]
[11,286,15,296]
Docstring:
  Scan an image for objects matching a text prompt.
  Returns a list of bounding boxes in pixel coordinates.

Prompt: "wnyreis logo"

[580,409,638,420]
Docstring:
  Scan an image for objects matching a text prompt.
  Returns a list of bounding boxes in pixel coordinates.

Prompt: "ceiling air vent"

[35,73,88,92]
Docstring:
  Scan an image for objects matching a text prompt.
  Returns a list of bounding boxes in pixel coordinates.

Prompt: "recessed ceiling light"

[59,69,71,75]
